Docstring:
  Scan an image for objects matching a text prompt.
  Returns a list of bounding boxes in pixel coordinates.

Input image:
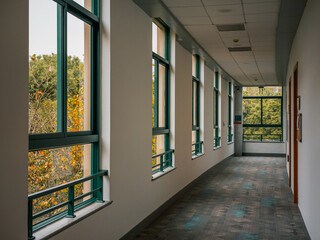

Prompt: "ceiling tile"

[244,2,280,15]
[251,41,275,51]
[222,37,250,48]
[243,0,280,3]
[219,30,248,38]
[169,7,207,17]
[247,21,278,31]
[206,4,243,16]
[210,15,245,24]
[245,13,279,23]
[178,16,212,25]
[203,0,241,6]
[162,0,202,7]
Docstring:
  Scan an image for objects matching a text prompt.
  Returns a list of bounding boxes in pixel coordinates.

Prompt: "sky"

[29,0,86,61]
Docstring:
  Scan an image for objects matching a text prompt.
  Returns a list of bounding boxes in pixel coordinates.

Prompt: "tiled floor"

[135,156,310,240]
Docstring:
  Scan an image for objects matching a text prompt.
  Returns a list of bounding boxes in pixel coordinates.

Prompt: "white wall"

[285,0,320,238]
[0,1,28,239]
[49,0,234,239]
[243,142,285,154]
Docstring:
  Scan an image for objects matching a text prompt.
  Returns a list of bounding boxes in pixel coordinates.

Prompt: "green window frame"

[243,87,283,142]
[192,55,203,155]
[228,82,233,143]
[152,19,173,174]
[214,72,221,148]
[28,1,104,239]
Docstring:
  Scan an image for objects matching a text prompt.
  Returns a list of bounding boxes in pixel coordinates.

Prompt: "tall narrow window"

[152,20,173,174]
[228,82,233,143]
[28,1,105,238]
[192,55,203,156]
[214,72,221,148]
[243,87,283,142]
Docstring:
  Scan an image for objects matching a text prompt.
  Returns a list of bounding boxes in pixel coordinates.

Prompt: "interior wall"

[285,0,320,238]
[0,1,29,239]
[49,0,234,239]
[243,142,285,154]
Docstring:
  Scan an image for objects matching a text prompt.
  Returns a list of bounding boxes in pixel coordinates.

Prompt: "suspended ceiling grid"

[162,0,281,86]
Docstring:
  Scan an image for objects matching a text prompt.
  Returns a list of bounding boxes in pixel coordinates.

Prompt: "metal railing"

[214,136,221,148]
[243,134,283,142]
[28,170,108,240]
[192,141,203,155]
[152,150,174,173]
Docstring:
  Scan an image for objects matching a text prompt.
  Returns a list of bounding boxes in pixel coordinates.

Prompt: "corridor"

[135,156,310,240]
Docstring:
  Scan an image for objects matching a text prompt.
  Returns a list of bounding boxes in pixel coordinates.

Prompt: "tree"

[28,54,87,223]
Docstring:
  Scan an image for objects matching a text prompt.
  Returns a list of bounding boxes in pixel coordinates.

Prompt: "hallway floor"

[135,156,310,240]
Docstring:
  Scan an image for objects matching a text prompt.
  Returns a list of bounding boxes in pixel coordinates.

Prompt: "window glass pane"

[192,55,197,77]
[193,81,197,126]
[28,144,92,219]
[192,130,197,144]
[262,99,281,125]
[152,22,166,59]
[158,64,166,127]
[243,87,282,96]
[152,135,165,172]
[72,0,92,12]
[243,99,261,124]
[67,13,91,132]
[152,59,156,128]
[243,127,282,142]
[29,0,58,134]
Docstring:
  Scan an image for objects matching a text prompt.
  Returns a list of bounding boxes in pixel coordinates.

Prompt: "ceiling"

[161,0,281,86]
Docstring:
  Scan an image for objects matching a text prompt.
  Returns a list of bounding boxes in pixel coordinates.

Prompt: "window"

[243,87,283,142]
[192,55,203,156]
[152,20,173,174]
[28,0,104,238]
[214,72,221,148]
[228,82,233,143]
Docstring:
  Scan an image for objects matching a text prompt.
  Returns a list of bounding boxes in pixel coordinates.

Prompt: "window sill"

[33,201,112,240]
[192,153,204,160]
[214,145,222,150]
[227,141,234,145]
[152,167,176,181]
[243,141,284,143]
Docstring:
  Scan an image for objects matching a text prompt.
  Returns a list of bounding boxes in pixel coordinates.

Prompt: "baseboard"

[120,154,234,240]
[243,152,286,157]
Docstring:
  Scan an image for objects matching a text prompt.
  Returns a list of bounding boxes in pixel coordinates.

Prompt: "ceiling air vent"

[228,47,252,52]
[216,24,245,31]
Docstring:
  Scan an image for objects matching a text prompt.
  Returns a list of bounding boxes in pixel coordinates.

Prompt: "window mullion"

[155,60,159,128]
[57,5,64,133]
[63,6,68,134]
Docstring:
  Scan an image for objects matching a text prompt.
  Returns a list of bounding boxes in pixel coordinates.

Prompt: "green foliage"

[243,87,282,142]
[28,54,89,224]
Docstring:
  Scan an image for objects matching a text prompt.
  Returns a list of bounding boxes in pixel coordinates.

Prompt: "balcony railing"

[152,150,174,173]
[192,141,203,155]
[28,170,108,240]
[243,134,283,142]
[214,136,221,148]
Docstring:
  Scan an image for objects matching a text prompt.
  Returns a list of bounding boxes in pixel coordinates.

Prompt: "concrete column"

[234,86,243,156]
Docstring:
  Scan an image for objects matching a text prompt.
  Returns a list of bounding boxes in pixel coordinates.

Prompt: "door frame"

[293,62,299,204]
[288,78,292,187]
